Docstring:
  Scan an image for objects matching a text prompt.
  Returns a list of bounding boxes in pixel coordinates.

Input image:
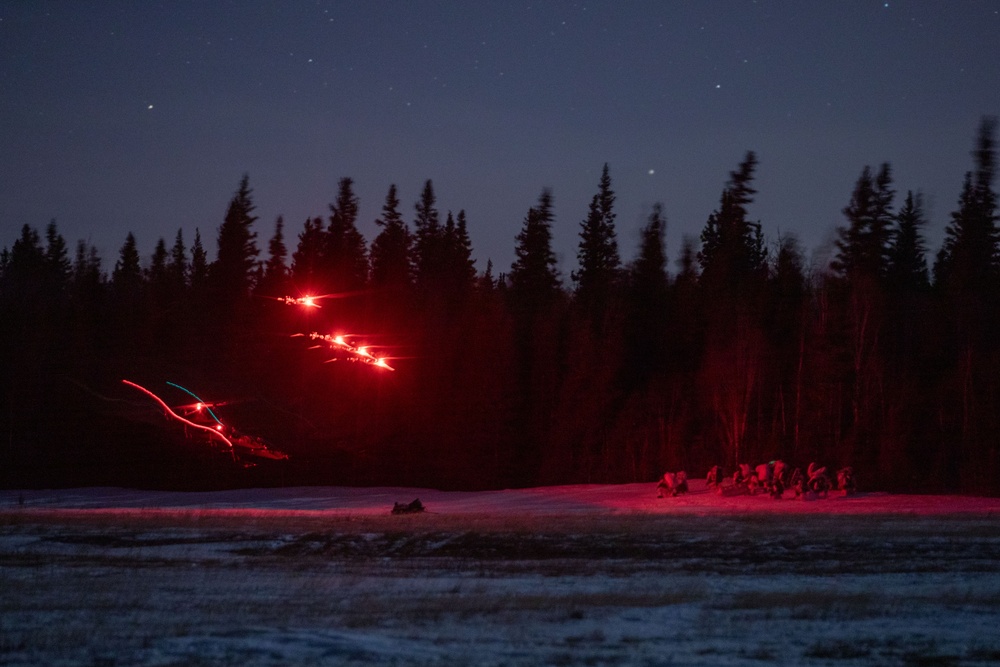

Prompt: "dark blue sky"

[2,1,998,278]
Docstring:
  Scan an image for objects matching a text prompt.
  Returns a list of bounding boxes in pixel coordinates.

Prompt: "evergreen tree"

[934,118,998,294]
[624,202,669,385]
[71,240,104,296]
[257,216,289,295]
[43,220,72,296]
[698,152,766,296]
[573,163,621,313]
[887,191,930,293]
[189,229,209,292]
[146,237,169,292]
[291,217,325,290]
[109,232,145,347]
[413,179,443,291]
[833,163,895,282]
[167,229,188,295]
[509,189,560,313]
[369,184,412,290]
[325,177,368,291]
[111,232,143,298]
[630,202,668,297]
[211,174,259,302]
[766,234,809,457]
[442,209,476,295]
[1,225,45,304]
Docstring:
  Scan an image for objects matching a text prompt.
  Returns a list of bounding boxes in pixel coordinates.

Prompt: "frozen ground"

[2,482,1000,666]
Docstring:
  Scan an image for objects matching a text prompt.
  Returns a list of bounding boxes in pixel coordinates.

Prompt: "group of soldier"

[657,461,857,499]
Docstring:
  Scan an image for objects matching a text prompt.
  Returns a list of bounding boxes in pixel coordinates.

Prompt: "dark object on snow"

[837,466,856,495]
[706,465,723,490]
[807,462,831,497]
[657,471,688,497]
[392,498,425,514]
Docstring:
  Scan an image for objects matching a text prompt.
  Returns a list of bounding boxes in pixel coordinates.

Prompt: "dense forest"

[2,118,998,494]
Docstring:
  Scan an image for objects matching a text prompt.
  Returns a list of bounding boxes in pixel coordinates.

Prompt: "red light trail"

[295,332,396,370]
[122,379,234,450]
[260,292,363,309]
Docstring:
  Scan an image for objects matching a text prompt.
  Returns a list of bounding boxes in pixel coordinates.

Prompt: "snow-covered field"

[3,482,1000,666]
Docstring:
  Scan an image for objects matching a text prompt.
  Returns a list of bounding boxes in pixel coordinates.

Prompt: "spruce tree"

[887,191,930,293]
[257,216,289,295]
[189,229,209,293]
[370,184,412,290]
[211,174,259,302]
[934,118,998,294]
[325,177,368,291]
[573,163,621,313]
[167,229,188,295]
[833,163,895,282]
[509,189,560,313]
[624,202,669,384]
[43,220,72,296]
[291,217,325,290]
[698,151,766,296]
[147,238,169,291]
[2,225,45,305]
[112,232,143,299]
[413,179,443,291]
[442,209,476,294]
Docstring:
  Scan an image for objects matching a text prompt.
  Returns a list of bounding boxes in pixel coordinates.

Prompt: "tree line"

[1,118,998,493]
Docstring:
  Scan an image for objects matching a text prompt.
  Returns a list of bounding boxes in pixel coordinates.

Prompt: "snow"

[2,482,1000,666]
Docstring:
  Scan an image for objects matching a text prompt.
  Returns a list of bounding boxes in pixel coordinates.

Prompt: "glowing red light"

[299,332,395,371]
[122,380,234,449]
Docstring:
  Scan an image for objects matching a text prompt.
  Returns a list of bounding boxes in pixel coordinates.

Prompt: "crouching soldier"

[706,465,724,491]
[675,470,689,495]
[837,466,856,495]
[789,467,805,498]
[657,471,688,498]
[807,462,831,497]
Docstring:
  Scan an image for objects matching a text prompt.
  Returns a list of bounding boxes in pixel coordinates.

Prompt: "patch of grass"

[902,652,960,667]
[717,589,893,620]
[740,646,776,661]
[805,639,873,660]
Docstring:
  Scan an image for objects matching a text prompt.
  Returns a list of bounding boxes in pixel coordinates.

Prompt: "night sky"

[2,1,998,277]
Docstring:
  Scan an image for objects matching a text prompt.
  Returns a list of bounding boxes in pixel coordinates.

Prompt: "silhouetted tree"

[325,177,368,291]
[291,217,325,290]
[111,232,143,300]
[167,229,188,295]
[929,117,999,492]
[256,216,290,296]
[697,152,767,467]
[508,189,560,314]
[370,184,412,290]
[3,225,44,299]
[211,174,259,303]
[765,234,809,458]
[573,163,621,315]
[413,179,444,293]
[506,189,564,485]
[189,229,209,293]
[833,163,895,283]
[147,237,169,294]
[934,118,998,295]
[698,152,766,297]
[441,209,477,303]
[43,220,72,298]
[887,191,930,293]
[623,202,669,386]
